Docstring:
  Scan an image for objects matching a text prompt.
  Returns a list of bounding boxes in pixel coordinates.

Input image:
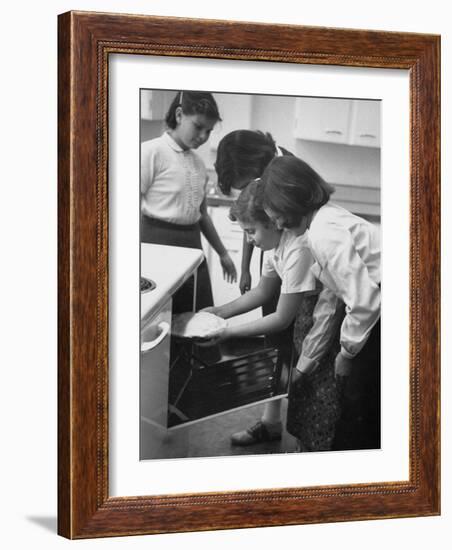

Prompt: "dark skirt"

[141,215,214,313]
[332,319,381,451]
[286,294,342,452]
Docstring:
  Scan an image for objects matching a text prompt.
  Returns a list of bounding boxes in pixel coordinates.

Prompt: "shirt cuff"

[296,355,320,375]
[340,346,356,360]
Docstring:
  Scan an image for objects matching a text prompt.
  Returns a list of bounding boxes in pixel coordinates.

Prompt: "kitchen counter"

[207,193,380,223]
[206,194,235,207]
[141,243,204,324]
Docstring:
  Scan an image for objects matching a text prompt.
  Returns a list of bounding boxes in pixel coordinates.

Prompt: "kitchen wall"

[141,90,381,311]
[251,94,380,187]
[141,89,380,219]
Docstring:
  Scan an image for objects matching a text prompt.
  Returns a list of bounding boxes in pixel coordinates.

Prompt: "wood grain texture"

[57,10,72,538]
[57,10,440,539]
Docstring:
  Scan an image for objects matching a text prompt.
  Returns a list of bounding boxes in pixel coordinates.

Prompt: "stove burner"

[140,277,156,293]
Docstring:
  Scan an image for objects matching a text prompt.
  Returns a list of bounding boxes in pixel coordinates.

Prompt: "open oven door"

[166,333,293,429]
[140,312,294,460]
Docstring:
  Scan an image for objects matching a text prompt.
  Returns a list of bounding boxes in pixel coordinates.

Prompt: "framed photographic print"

[58,11,440,539]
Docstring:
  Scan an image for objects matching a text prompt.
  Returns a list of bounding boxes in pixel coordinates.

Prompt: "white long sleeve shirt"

[297,202,381,373]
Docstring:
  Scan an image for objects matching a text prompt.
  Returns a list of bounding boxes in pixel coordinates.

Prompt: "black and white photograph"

[139,89,381,461]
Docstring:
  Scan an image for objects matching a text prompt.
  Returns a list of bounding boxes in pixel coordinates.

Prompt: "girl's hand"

[200,306,218,315]
[219,253,237,283]
[200,305,226,318]
[334,351,354,379]
[196,326,228,346]
[291,368,306,386]
[239,271,252,294]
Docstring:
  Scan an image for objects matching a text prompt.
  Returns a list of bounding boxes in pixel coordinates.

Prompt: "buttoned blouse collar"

[163,131,186,153]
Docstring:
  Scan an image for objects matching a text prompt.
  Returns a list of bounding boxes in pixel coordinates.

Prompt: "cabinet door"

[349,100,381,148]
[203,206,261,326]
[294,97,352,144]
[140,299,172,432]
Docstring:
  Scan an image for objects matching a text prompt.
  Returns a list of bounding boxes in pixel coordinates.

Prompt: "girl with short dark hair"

[262,155,381,451]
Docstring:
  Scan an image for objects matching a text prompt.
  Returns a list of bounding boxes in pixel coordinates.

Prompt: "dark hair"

[165,90,221,129]
[262,156,335,228]
[229,179,273,226]
[215,130,278,195]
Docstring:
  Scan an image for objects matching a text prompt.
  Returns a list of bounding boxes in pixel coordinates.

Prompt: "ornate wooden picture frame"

[58,11,440,539]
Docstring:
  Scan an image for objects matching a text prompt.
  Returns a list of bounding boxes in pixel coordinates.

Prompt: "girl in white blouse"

[261,155,381,451]
[141,91,236,312]
[214,130,296,446]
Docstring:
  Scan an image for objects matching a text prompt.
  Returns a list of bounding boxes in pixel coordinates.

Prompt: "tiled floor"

[184,398,299,458]
[141,336,298,461]
[140,398,298,460]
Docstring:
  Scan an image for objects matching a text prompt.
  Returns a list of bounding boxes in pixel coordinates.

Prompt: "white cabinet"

[294,97,380,148]
[294,98,352,145]
[203,205,262,326]
[348,100,381,147]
